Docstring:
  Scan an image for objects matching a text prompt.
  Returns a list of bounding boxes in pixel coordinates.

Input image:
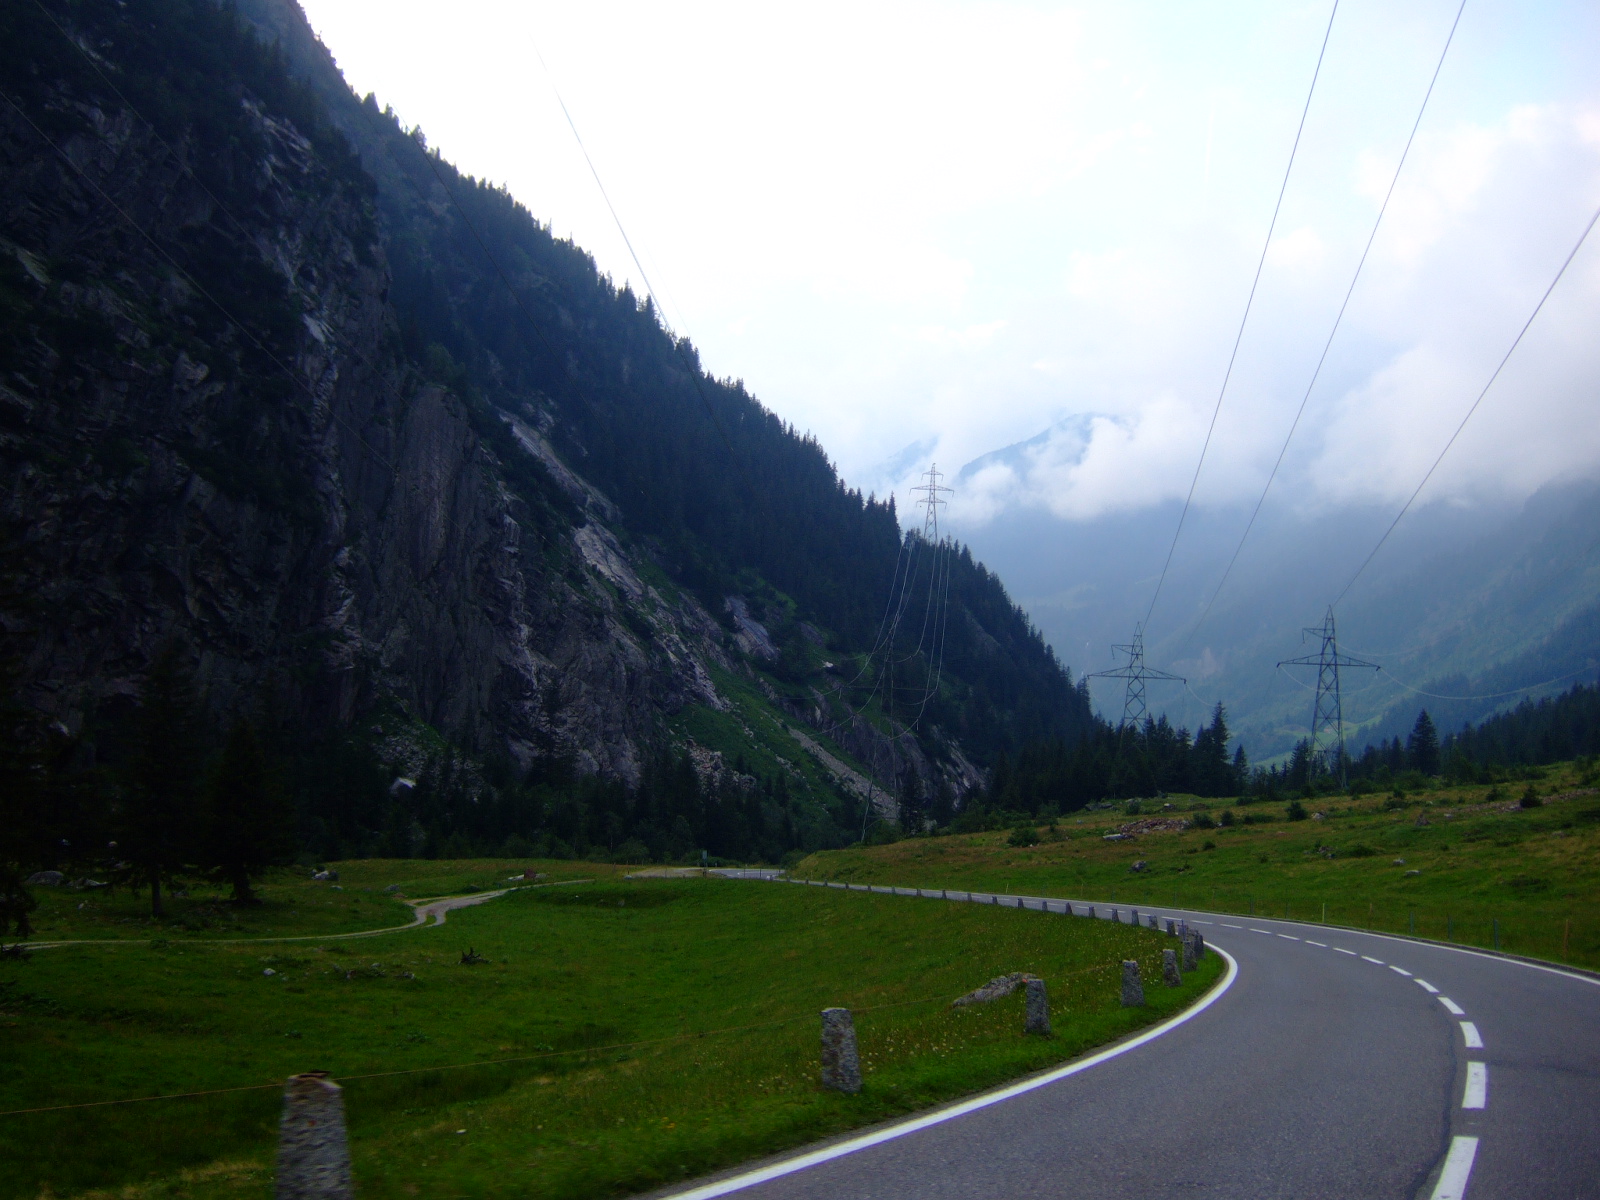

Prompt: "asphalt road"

[661,880,1600,1200]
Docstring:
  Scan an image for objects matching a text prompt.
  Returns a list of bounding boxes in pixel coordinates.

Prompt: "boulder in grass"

[26,871,64,886]
[951,972,1041,1008]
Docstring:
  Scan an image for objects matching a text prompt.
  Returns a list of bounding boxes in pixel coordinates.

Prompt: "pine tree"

[1407,710,1441,776]
[204,719,291,905]
[118,645,205,917]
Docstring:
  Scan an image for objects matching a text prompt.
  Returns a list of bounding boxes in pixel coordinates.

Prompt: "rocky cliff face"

[0,38,739,789]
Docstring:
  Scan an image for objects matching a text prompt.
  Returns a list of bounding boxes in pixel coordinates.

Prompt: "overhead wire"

[1178,0,1466,650]
[1142,0,1341,631]
[1331,196,1600,608]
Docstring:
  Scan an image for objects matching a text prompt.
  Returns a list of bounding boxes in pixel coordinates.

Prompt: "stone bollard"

[942,888,948,899]
[1111,908,1120,923]
[820,1008,862,1093]
[1182,931,1197,972]
[1024,977,1051,1035]
[1121,960,1144,1007]
[1163,948,1182,987]
[1165,919,1176,936]
[1131,908,1140,926]
[1017,896,1024,909]
[1193,931,1206,959]
[1148,914,1159,930]
[1086,905,1096,919]
[275,1072,352,1200]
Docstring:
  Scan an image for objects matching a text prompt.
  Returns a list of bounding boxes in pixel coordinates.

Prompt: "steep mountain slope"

[0,0,1090,858]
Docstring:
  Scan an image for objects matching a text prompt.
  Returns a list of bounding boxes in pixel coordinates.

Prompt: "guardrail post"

[275,1072,352,1200]
[1163,948,1181,987]
[820,1008,861,1093]
[1121,960,1144,1007]
[1024,978,1051,1035]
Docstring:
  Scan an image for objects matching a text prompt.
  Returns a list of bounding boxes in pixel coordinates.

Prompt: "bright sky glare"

[298,0,1600,531]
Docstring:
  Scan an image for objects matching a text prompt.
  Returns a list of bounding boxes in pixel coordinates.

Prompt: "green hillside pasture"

[1,873,1220,1200]
[798,768,1600,970]
[18,860,611,944]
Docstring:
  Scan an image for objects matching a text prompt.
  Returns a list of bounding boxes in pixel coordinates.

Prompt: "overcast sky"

[300,0,1600,535]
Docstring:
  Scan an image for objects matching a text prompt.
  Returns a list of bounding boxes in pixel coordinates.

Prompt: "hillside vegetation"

[800,758,1600,971]
[1,870,1217,1200]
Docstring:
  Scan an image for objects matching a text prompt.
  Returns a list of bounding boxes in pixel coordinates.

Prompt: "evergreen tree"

[117,645,206,917]
[204,719,291,904]
[1407,710,1441,776]
[0,676,43,941]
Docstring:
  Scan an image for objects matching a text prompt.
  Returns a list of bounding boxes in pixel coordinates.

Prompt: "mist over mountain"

[941,414,1600,762]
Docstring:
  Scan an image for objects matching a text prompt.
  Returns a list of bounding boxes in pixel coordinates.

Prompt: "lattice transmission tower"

[1088,624,1186,729]
[1277,607,1379,787]
[910,463,952,539]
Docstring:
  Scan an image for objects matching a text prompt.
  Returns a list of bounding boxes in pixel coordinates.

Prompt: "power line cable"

[1143,0,1341,630]
[1179,0,1466,648]
[1331,197,1600,608]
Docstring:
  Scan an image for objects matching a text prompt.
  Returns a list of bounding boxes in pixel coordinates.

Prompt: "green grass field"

[798,761,1600,970]
[1,867,1220,1200]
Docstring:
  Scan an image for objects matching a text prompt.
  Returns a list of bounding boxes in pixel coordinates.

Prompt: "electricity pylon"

[910,463,952,539]
[1278,607,1379,788]
[1088,624,1185,729]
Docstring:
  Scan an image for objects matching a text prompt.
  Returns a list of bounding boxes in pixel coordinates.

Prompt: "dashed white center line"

[1335,948,1357,956]
[1415,979,1440,994]
[1463,1062,1487,1109]
[1430,1136,1479,1200]
[1460,1022,1483,1049]
[1221,924,1243,929]
[1361,955,1386,965]
[1439,997,1466,1016]
[1389,965,1413,977]
[1192,920,1216,925]
[1306,940,1327,947]
[1277,934,1299,940]
[1251,928,1273,935]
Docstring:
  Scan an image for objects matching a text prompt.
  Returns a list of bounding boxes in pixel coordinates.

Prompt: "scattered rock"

[384,884,402,893]
[25,871,64,886]
[1102,833,1131,842]
[1130,860,1148,873]
[263,968,277,977]
[1405,869,1421,877]
[951,972,1040,1008]
[1393,858,1405,866]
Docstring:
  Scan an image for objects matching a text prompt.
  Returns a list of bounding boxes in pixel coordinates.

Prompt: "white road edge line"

[1430,1136,1479,1200]
[1439,997,1466,1016]
[1416,979,1440,994]
[1463,1061,1487,1109]
[658,949,1241,1200]
[1460,1022,1483,1049]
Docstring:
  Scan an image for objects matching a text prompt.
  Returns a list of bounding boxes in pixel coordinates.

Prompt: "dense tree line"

[970,703,1245,820]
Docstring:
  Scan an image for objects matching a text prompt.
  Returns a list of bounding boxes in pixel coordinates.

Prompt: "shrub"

[1286,800,1309,821]
[1190,811,1215,829]
[1347,844,1377,858]
[1202,840,1217,851]
[1519,785,1542,809]
[1007,824,1040,848]
[1218,810,1235,827]
[1124,800,1143,816]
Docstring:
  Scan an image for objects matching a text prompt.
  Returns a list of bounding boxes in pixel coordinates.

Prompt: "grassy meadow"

[799,759,1600,970]
[1,867,1219,1200]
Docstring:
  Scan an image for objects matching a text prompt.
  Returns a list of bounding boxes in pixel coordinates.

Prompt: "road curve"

[659,880,1600,1200]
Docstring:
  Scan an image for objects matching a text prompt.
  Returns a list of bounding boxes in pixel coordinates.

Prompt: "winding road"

[660,878,1600,1200]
